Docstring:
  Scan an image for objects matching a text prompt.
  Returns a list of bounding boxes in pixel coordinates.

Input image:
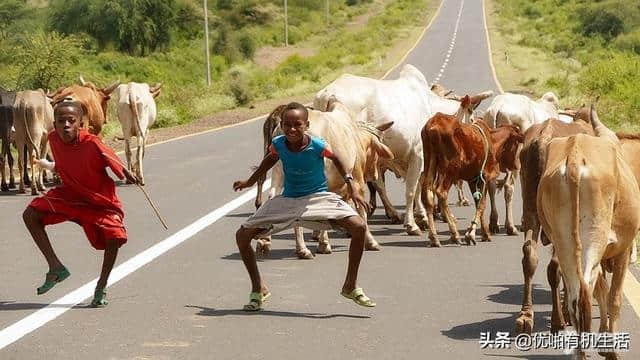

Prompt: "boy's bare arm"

[233,153,280,191]
[326,153,370,212]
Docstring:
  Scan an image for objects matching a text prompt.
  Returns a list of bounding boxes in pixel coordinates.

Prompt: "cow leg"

[464,180,490,244]
[504,172,519,235]
[403,157,422,236]
[366,181,377,217]
[136,135,145,186]
[28,144,38,195]
[8,143,15,188]
[413,175,428,231]
[516,230,538,335]
[608,250,630,338]
[373,176,401,223]
[16,139,26,194]
[124,138,133,184]
[316,230,332,254]
[436,181,460,246]
[455,180,470,206]
[36,134,47,192]
[0,138,8,191]
[488,179,500,234]
[294,226,313,259]
[594,270,609,334]
[22,146,31,186]
[548,249,566,333]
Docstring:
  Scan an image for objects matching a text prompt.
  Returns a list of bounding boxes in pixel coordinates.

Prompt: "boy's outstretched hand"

[123,168,141,185]
[352,192,371,213]
[233,180,251,192]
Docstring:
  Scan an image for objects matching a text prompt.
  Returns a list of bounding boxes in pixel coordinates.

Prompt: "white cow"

[113,82,161,185]
[314,64,486,235]
[482,91,560,235]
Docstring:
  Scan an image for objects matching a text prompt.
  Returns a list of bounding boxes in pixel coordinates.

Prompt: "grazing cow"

[1,88,16,191]
[421,98,523,247]
[113,82,162,185]
[49,76,120,135]
[12,90,54,195]
[515,116,594,335]
[537,106,640,359]
[257,100,394,259]
[313,65,493,234]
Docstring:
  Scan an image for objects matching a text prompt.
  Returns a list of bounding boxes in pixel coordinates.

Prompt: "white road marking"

[0,179,270,350]
[433,0,464,84]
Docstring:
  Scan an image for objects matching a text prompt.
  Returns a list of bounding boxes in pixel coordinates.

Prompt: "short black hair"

[53,99,84,118]
[282,102,308,122]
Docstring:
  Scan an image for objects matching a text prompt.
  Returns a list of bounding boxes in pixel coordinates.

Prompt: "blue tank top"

[272,135,328,198]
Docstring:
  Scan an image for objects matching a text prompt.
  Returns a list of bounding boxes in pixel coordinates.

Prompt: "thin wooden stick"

[135,183,169,230]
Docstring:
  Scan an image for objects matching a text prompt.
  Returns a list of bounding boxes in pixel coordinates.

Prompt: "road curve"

[1,0,639,359]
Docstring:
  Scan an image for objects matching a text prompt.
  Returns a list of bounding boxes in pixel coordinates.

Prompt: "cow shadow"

[0,301,79,311]
[221,244,348,261]
[441,310,553,341]
[483,284,553,306]
[185,305,370,320]
[483,355,571,359]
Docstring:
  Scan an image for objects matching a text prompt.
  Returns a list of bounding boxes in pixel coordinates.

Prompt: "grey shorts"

[242,191,359,236]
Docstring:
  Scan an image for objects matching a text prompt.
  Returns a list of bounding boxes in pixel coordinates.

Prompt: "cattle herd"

[0,78,161,195]
[1,64,639,359]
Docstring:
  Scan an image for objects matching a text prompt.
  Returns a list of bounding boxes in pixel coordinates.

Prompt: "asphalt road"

[1,0,639,359]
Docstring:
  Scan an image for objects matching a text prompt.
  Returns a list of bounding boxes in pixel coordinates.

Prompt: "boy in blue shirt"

[233,102,375,311]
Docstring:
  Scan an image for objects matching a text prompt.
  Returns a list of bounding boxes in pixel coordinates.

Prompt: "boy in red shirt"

[23,100,139,307]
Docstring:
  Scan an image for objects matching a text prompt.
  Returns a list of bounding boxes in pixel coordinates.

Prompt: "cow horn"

[590,97,617,143]
[326,95,338,112]
[79,76,86,85]
[558,109,577,117]
[104,80,121,95]
[149,83,162,93]
[375,121,394,132]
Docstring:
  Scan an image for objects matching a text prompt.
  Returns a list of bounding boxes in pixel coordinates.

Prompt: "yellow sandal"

[243,291,271,311]
[341,288,376,307]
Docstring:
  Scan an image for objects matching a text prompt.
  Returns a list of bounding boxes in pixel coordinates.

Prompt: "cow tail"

[128,87,144,140]
[23,99,40,160]
[566,147,591,333]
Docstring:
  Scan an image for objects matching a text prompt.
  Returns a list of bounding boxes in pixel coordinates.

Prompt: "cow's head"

[149,83,162,99]
[558,104,590,123]
[78,76,120,117]
[359,121,394,182]
[541,91,559,108]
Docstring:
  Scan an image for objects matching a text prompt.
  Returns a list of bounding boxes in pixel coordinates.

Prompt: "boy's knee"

[348,216,367,235]
[236,227,253,248]
[22,207,41,226]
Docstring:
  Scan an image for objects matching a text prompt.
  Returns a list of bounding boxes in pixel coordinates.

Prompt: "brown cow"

[421,98,523,247]
[515,116,594,335]
[537,105,640,360]
[49,76,119,135]
[1,88,16,191]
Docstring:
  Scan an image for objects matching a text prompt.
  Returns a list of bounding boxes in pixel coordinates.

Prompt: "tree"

[0,0,27,40]
[49,0,178,56]
[14,31,83,90]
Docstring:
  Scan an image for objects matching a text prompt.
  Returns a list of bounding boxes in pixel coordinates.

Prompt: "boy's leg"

[236,226,270,295]
[22,206,64,272]
[96,238,119,290]
[91,238,120,307]
[332,215,367,294]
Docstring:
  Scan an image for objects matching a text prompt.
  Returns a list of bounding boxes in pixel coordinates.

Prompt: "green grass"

[1,0,433,141]
[486,0,640,132]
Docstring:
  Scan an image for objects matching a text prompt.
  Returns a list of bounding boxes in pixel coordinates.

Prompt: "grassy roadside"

[485,0,640,133]
[485,0,640,265]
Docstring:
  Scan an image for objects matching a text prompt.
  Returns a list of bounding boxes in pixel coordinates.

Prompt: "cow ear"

[151,89,161,99]
[461,95,471,108]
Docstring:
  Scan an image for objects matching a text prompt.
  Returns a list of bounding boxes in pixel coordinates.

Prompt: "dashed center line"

[433,0,464,84]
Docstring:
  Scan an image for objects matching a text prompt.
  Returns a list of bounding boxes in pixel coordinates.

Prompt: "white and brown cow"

[537,105,640,360]
[113,82,161,185]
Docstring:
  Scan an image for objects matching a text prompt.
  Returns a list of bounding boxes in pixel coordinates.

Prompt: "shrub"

[237,32,256,60]
[577,8,624,42]
[228,69,253,105]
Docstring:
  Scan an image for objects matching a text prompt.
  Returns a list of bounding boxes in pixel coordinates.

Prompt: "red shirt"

[48,129,126,216]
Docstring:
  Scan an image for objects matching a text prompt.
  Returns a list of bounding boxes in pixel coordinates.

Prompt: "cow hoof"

[296,249,314,259]
[406,226,422,236]
[387,213,402,224]
[515,311,533,335]
[489,223,500,234]
[365,242,381,251]
[457,199,470,207]
[0,184,7,192]
[449,235,461,246]
[506,226,519,236]
[311,230,321,242]
[550,320,566,334]
[316,242,332,254]
[429,237,441,248]
[255,239,271,257]
[416,219,428,231]
[30,190,38,196]
[9,182,16,189]
[464,234,477,246]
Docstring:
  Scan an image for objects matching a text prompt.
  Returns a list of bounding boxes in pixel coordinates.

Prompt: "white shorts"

[242,191,359,236]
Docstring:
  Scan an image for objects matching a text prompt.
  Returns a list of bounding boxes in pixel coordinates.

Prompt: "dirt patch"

[254,46,317,69]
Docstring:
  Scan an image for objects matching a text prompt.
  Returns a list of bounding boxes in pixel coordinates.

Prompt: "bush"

[614,29,640,54]
[212,24,241,64]
[14,31,84,90]
[578,8,625,42]
[0,0,26,40]
[228,69,253,105]
[237,32,256,60]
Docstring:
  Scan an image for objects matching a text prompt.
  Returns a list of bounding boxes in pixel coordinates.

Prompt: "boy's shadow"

[185,305,370,320]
